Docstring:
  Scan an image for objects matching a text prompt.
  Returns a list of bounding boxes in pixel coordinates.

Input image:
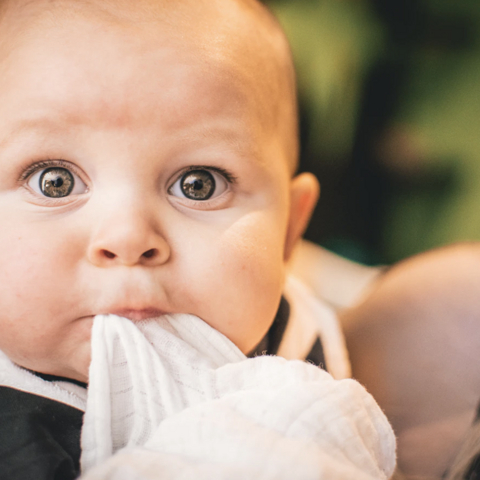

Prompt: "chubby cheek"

[177,211,288,353]
[0,225,72,320]
[0,218,90,378]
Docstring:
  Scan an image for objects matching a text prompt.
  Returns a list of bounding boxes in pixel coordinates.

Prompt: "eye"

[27,166,88,198]
[169,169,229,201]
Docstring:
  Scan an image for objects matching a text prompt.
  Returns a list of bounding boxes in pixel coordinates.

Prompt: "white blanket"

[80,313,396,480]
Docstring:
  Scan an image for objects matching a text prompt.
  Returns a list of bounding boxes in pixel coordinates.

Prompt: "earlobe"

[284,172,320,261]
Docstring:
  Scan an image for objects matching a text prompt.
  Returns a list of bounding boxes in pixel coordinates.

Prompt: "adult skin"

[341,243,480,479]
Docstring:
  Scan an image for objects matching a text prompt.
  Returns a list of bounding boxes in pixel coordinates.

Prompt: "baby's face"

[0,0,317,382]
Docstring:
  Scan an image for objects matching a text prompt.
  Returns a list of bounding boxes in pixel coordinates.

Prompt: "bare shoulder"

[341,242,480,479]
[342,242,480,327]
[388,242,480,289]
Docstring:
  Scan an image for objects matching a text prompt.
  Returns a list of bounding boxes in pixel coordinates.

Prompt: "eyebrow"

[0,115,73,150]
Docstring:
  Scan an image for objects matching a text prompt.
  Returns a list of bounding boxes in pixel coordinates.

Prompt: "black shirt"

[0,387,83,480]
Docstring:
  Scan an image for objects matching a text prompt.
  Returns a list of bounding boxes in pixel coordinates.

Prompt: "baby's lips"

[106,308,167,321]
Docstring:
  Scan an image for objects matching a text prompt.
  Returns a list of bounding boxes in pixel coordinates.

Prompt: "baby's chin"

[11,354,91,385]
[41,350,91,384]
[66,354,91,384]
[62,336,93,384]
[49,320,94,384]
[28,336,92,385]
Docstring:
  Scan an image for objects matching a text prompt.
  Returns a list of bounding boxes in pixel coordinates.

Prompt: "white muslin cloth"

[80,313,396,480]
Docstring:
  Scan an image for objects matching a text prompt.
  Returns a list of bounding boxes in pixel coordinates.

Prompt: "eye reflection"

[181,170,215,200]
[169,168,229,202]
[39,168,74,198]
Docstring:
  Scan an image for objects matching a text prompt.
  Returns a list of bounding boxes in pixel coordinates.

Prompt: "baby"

[0,0,396,479]
[0,0,318,384]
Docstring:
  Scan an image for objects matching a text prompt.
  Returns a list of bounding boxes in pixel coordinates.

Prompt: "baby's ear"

[284,172,320,261]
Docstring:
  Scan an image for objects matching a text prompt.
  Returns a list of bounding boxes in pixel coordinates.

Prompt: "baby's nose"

[99,245,165,265]
[89,235,170,267]
[87,209,170,267]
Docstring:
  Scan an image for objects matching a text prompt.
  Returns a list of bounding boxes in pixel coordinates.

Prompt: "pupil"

[181,170,215,200]
[39,167,74,198]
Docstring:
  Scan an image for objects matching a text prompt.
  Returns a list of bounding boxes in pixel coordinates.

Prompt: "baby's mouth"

[106,308,167,321]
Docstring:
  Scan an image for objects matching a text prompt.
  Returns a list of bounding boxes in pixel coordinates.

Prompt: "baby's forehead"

[0,0,298,173]
[0,0,276,48]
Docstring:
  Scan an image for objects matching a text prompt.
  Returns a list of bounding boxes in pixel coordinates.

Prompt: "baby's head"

[0,0,319,382]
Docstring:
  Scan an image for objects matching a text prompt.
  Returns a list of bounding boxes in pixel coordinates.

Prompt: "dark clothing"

[248,296,328,371]
[464,458,480,480]
[0,387,83,480]
[457,405,480,480]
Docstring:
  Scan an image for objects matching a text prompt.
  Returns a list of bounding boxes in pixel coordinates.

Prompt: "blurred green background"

[264,0,480,265]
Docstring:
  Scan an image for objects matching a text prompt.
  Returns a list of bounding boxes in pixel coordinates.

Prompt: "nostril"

[142,248,157,259]
[102,249,116,259]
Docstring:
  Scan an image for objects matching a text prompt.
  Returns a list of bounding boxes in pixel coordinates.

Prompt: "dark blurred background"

[264,0,480,265]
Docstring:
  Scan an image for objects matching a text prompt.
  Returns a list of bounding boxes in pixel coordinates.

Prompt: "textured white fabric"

[80,313,396,480]
[0,349,87,411]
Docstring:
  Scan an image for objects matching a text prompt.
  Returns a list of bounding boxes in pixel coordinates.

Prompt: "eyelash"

[19,162,236,183]
[19,159,84,183]
[172,165,237,185]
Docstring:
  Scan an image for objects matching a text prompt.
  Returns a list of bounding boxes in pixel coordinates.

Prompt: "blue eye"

[28,166,88,198]
[169,169,229,200]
